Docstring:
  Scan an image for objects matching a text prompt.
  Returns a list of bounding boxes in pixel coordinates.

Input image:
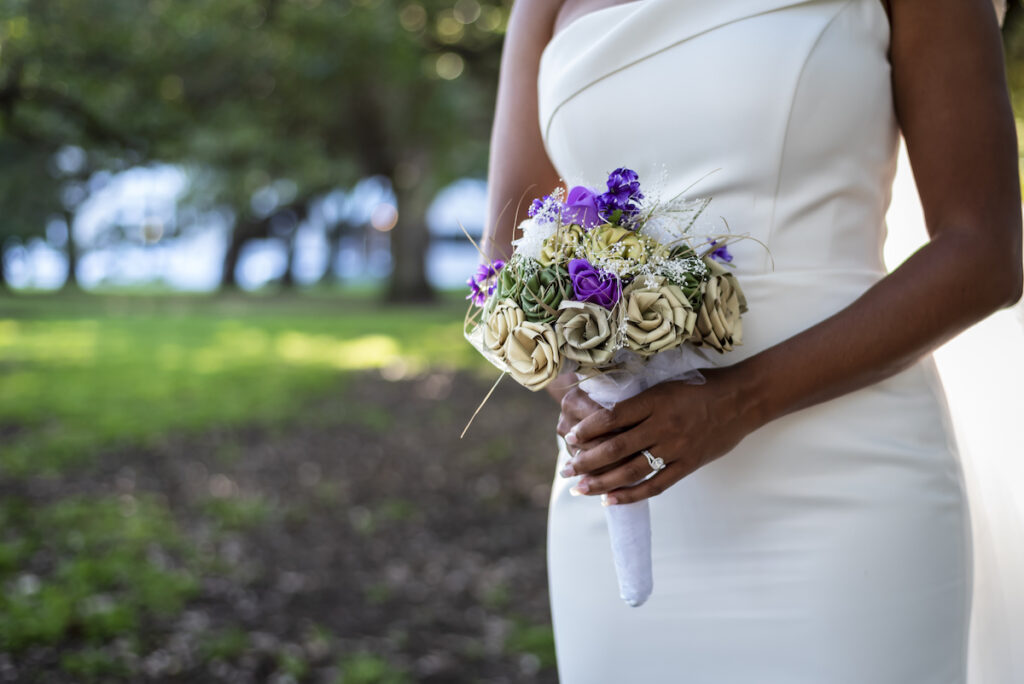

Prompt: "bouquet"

[464,167,748,606]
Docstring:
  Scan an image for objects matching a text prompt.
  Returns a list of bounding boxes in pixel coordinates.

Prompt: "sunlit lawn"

[0,290,483,475]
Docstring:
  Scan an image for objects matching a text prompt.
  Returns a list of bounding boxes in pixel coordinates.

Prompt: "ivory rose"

[556,300,617,366]
[539,224,586,266]
[621,277,697,356]
[503,321,563,391]
[483,299,525,355]
[584,224,651,276]
[694,270,747,352]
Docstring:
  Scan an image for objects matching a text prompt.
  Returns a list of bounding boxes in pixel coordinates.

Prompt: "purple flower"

[528,193,564,224]
[466,260,505,306]
[562,186,602,229]
[707,239,733,263]
[568,258,620,309]
[597,167,644,224]
[527,198,545,218]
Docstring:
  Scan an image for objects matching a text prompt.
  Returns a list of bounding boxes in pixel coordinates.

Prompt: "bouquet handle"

[604,499,653,606]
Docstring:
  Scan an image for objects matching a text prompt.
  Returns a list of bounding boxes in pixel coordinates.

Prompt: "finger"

[570,422,652,476]
[557,412,571,438]
[558,434,619,477]
[558,390,600,438]
[566,399,651,445]
[561,386,602,416]
[571,452,658,496]
[569,433,617,454]
[602,461,685,506]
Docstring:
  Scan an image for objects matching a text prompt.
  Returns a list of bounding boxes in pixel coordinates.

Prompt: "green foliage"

[198,626,251,662]
[505,619,556,670]
[277,649,311,679]
[0,0,511,292]
[0,292,483,474]
[60,647,131,680]
[0,495,198,652]
[335,651,410,684]
[202,495,275,531]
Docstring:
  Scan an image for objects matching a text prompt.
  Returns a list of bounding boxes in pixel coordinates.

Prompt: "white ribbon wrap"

[575,346,719,607]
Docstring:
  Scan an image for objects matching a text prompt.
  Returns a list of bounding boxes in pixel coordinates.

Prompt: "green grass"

[505,618,557,670]
[0,290,506,679]
[0,495,199,653]
[198,626,251,662]
[0,291,482,474]
[335,651,410,684]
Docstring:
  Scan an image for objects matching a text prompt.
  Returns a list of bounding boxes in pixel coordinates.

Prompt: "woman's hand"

[559,367,764,506]
[556,384,605,443]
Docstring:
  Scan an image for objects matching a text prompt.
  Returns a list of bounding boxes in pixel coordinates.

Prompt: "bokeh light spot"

[436,13,464,43]
[435,53,464,81]
[453,0,481,24]
[370,204,398,232]
[399,3,427,32]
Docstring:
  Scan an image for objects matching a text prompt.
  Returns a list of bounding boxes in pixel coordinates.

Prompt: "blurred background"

[1,1,1023,682]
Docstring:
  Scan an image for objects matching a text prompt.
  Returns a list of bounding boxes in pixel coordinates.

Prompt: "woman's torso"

[539,0,900,361]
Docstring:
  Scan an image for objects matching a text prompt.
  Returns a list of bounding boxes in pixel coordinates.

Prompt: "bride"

[482,0,1023,681]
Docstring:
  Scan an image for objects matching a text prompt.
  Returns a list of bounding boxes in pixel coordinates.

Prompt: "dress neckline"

[543,1,646,61]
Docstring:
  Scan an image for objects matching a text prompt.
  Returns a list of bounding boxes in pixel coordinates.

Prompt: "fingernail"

[601,494,617,507]
[565,430,579,445]
[569,481,589,496]
[559,463,576,478]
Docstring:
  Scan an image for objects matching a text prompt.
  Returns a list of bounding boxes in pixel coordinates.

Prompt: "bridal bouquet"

[464,167,748,606]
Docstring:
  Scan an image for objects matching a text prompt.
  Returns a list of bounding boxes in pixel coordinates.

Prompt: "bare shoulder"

[507,0,563,51]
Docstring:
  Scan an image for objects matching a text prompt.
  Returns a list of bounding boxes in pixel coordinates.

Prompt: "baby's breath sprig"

[527,187,567,225]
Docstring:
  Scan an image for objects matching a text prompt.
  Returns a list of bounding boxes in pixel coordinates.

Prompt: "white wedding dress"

[538,1,1024,682]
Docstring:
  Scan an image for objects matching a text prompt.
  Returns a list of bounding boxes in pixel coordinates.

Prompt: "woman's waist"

[717,266,886,362]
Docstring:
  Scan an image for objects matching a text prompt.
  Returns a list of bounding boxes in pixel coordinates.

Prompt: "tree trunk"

[277,206,306,290]
[386,177,435,303]
[319,225,343,285]
[222,222,252,289]
[0,246,6,292]
[63,211,78,290]
[281,236,296,289]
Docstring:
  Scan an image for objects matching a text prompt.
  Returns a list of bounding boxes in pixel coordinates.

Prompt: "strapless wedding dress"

[538,1,1024,682]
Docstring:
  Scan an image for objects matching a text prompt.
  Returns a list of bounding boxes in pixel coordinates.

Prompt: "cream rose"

[539,224,585,266]
[694,272,747,352]
[584,224,651,276]
[556,300,617,367]
[503,321,563,391]
[620,277,697,356]
[483,299,525,356]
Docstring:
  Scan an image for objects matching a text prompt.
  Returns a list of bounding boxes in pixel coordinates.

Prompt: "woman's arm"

[483,0,573,403]
[560,0,1024,505]
[482,0,563,264]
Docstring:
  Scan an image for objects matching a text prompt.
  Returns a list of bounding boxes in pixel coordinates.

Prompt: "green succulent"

[521,263,571,324]
[492,259,526,304]
[668,244,697,260]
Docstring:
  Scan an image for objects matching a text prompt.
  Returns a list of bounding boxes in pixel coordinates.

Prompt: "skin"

[483,0,1024,506]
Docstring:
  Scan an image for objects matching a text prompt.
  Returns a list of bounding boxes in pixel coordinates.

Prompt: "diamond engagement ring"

[642,448,666,473]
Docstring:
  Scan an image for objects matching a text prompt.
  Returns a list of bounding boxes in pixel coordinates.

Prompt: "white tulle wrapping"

[574,345,720,606]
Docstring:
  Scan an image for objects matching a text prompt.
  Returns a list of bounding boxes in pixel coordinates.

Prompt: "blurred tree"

[0,141,59,289]
[0,0,509,299]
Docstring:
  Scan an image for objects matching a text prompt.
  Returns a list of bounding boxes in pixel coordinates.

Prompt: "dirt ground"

[10,369,564,683]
